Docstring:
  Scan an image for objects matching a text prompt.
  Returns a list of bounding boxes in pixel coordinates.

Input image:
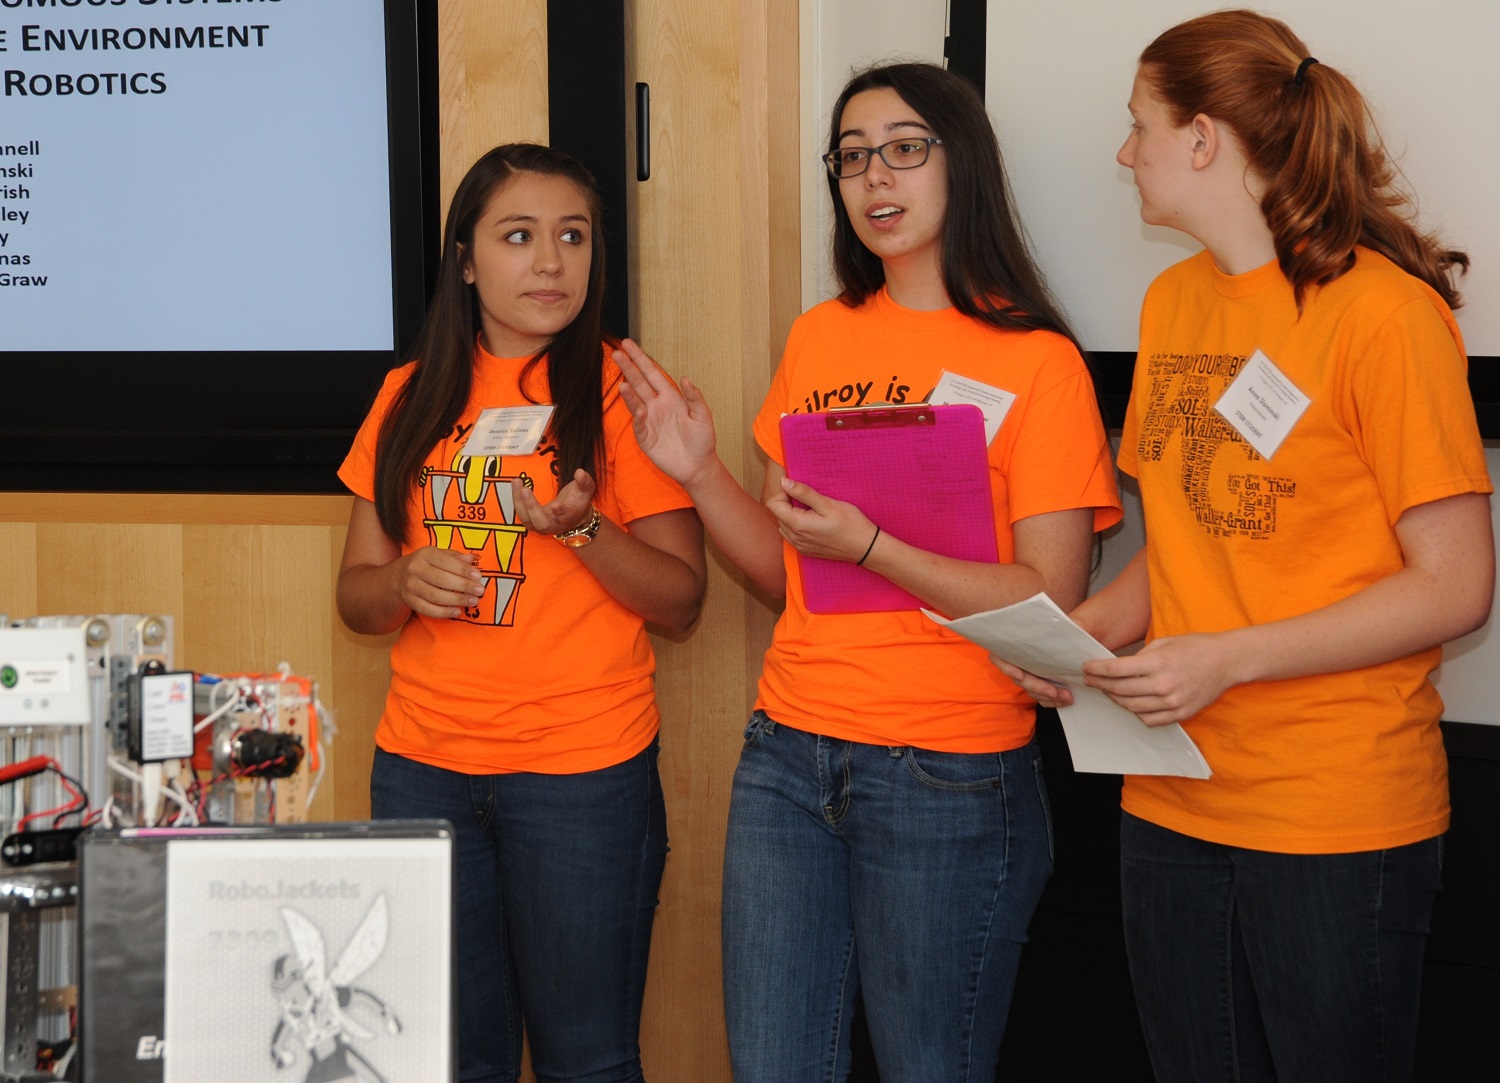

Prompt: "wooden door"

[628,0,799,1076]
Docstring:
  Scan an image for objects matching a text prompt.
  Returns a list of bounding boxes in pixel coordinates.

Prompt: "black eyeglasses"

[822,136,944,179]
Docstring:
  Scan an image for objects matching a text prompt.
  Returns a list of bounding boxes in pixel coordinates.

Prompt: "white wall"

[802,1,1500,352]
[984,0,1500,356]
[799,0,948,309]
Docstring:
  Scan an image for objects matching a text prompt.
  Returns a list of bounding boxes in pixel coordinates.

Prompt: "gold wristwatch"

[554,504,603,548]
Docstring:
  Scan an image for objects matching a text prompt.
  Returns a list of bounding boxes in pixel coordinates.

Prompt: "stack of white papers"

[925,593,1211,778]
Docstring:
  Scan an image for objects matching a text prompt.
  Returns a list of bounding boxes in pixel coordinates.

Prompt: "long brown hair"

[826,62,1082,349]
[1139,9,1467,310]
[372,144,612,544]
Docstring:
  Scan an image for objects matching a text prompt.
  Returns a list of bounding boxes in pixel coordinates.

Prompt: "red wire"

[15,761,87,833]
[17,795,82,832]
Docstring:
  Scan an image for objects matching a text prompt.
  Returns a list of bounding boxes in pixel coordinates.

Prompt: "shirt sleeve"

[752,314,810,466]
[1002,343,1123,531]
[601,365,694,525]
[1344,295,1492,523]
[337,364,414,502]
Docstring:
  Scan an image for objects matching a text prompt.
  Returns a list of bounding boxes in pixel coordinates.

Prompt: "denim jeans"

[370,744,668,1083]
[720,711,1054,1082]
[1120,812,1443,1083]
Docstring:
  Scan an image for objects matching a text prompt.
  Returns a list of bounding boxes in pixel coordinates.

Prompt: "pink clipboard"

[779,403,998,613]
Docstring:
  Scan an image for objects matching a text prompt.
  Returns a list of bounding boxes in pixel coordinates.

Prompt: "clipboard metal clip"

[825,403,937,430]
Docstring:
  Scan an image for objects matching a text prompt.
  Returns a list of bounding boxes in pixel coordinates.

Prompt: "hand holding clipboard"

[778,403,997,613]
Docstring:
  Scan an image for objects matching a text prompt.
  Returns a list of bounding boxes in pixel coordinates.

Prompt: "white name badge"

[929,370,1016,445]
[461,405,555,458]
[1213,349,1310,460]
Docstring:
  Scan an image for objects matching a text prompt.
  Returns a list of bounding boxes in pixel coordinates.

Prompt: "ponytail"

[1140,9,1466,310]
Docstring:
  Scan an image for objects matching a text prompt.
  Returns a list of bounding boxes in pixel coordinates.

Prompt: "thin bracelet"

[856,525,881,566]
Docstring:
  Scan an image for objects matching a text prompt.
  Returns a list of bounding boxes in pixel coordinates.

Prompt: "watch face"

[561,532,593,549]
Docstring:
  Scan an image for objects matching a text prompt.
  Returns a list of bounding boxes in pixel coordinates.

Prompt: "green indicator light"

[0,666,17,689]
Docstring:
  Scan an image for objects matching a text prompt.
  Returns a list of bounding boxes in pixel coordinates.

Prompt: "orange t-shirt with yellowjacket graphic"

[1119,248,1492,853]
[339,341,693,775]
[752,288,1121,752]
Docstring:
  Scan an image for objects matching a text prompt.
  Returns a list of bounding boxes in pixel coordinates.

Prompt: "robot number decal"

[421,453,530,626]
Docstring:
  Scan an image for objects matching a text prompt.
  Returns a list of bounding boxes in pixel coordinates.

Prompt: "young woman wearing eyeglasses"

[996,11,1493,1079]
[617,62,1119,1080]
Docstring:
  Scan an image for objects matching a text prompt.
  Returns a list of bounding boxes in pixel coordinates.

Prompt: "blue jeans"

[370,744,668,1083]
[721,711,1054,1082]
[1120,812,1442,1082]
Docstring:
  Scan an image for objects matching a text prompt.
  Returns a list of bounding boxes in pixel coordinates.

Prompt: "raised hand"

[511,468,599,535]
[614,338,718,489]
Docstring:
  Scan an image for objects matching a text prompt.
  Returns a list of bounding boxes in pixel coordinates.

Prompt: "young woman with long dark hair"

[998,12,1493,1080]
[617,62,1120,1080]
[336,143,706,1083]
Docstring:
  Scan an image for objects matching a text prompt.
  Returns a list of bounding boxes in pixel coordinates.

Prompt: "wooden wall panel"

[327,523,400,822]
[630,0,800,1077]
[629,17,754,1070]
[0,523,39,618]
[34,524,186,619]
[179,525,331,681]
[437,0,549,213]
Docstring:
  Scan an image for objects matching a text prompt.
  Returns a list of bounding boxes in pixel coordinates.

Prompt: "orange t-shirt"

[1118,248,1492,852]
[338,342,693,775]
[752,288,1121,751]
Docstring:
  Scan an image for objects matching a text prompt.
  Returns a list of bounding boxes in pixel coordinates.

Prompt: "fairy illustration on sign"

[270,893,403,1083]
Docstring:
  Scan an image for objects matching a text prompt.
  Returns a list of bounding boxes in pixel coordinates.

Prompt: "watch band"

[554,504,603,548]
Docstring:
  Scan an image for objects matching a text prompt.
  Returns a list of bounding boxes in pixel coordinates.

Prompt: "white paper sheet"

[925,594,1211,778]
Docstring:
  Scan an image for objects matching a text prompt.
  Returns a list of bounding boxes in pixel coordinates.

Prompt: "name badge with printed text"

[461,405,555,458]
[930,370,1016,445]
[1213,349,1310,460]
